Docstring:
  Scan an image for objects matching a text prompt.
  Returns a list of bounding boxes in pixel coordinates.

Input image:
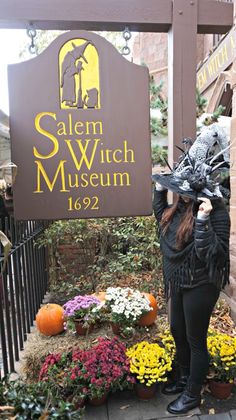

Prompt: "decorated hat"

[152,123,230,201]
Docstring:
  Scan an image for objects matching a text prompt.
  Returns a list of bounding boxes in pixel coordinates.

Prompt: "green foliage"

[196,88,226,125]
[202,105,226,126]
[196,88,208,117]
[150,77,168,137]
[49,281,87,304]
[90,216,161,276]
[39,215,162,296]
[0,376,83,419]
[38,219,96,248]
[151,116,168,137]
[151,144,168,166]
[150,79,164,98]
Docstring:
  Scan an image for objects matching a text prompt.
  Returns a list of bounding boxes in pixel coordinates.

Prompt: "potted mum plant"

[207,330,236,399]
[105,287,152,336]
[126,341,172,400]
[158,329,176,361]
[63,295,102,335]
[73,337,135,405]
[39,350,88,407]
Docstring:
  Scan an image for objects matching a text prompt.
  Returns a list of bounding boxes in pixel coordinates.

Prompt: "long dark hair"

[160,195,195,249]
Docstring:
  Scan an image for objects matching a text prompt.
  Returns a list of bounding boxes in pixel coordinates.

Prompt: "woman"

[153,182,230,414]
[152,124,231,414]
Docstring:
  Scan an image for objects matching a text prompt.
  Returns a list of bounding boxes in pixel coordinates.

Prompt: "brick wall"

[133,33,168,95]
[132,33,212,97]
[54,235,98,283]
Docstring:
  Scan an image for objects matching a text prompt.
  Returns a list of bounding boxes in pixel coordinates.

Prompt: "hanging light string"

[27,27,38,55]
[121,27,132,56]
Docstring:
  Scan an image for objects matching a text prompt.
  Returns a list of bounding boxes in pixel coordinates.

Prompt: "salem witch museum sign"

[8,31,152,220]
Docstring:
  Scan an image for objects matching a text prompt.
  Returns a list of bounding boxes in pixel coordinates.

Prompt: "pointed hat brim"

[152,173,222,201]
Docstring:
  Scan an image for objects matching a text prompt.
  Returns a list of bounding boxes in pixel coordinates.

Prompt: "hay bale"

[21,324,113,382]
[21,317,168,382]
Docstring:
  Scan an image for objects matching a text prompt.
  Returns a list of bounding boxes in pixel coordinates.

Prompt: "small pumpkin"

[138,293,158,326]
[91,291,107,301]
[36,303,64,336]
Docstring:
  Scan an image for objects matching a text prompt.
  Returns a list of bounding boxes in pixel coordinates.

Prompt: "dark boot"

[167,381,201,415]
[162,366,189,395]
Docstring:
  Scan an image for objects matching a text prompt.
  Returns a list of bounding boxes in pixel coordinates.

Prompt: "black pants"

[170,283,220,386]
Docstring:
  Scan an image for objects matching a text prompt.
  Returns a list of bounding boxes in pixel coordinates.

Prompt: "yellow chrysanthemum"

[126,341,173,385]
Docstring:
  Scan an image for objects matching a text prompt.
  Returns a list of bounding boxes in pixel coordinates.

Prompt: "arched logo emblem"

[59,38,100,109]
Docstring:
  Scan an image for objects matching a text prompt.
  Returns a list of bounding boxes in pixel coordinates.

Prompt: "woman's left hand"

[197,197,213,216]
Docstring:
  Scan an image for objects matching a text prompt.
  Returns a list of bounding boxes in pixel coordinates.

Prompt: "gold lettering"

[105,149,112,163]
[207,59,216,78]
[197,68,207,90]
[57,121,67,136]
[68,173,79,188]
[80,173,89,187]
[68,114,73,135]
[217,51,223,68]
[113,172,130,186]
[113,149,123,163]
[34,112,59,159]
[34,160,69,192]
[100,173,111,187]
[100,149,105,163]
[65,138,101,170]
[74,121,84,135]
[221,44,228,63]
[90,173,99,187]
[85,121,103,135]
[123,141,135,163]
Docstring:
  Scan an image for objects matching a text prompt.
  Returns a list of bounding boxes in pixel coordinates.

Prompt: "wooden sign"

[197,26,236,93]
[8,31,152,220]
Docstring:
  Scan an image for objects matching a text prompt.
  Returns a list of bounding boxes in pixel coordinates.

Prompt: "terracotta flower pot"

[209,380,234,400]
[88,392,108,406]
[135,382,157,400]
[74,320,94,336]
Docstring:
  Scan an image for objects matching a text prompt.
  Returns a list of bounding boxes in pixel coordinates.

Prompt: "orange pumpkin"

[138,293,158,326]
[36,303,64,336]
[91,291,107,301]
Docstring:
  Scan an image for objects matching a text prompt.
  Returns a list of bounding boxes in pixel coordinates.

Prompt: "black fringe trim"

[164,254,229,300]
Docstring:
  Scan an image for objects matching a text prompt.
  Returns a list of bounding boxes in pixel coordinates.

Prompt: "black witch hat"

[152,123,230,201]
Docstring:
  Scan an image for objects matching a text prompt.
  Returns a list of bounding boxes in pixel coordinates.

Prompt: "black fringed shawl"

[153,190,230,296]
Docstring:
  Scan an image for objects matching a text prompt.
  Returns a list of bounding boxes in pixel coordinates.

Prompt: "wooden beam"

[0,0,233,32]
[198,0,233,34]
[168,0,198,165]
[0,0,172,31]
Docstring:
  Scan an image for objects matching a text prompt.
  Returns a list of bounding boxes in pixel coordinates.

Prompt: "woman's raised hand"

[197,197,213,216]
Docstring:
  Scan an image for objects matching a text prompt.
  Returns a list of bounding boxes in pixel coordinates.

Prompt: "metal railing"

[0,217,49,376]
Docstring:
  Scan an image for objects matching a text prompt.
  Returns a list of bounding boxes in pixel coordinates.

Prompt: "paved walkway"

[84,389,236,420]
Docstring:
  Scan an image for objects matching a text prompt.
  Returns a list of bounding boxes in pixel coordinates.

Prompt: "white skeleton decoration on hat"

[153,123,230,200]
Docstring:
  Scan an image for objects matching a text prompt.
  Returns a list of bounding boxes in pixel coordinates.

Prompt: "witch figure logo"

[59,38,100,109]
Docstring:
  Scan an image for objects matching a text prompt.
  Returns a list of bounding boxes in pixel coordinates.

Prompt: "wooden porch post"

[168,0,198,165]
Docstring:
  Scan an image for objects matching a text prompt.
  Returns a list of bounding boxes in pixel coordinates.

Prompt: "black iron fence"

[0,217,49,377]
